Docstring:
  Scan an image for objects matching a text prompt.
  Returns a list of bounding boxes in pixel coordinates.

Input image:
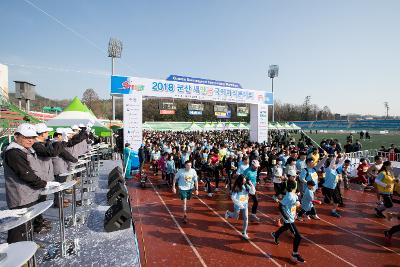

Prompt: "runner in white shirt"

[172,161,199,223]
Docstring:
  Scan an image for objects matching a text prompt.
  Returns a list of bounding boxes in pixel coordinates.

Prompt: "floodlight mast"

[108,38,123,152]
[108,38,123,121]
[268,65,279,122]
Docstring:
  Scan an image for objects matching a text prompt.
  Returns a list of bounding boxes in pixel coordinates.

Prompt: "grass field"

[293,132,400,151]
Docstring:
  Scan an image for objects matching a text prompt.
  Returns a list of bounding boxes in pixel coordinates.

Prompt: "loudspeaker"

[107,182,127,205]
[108,174,125,189]
[104,199,132,232]
[108,166,123,180]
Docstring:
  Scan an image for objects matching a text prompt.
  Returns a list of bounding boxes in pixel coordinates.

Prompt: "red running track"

[128,171,400,267]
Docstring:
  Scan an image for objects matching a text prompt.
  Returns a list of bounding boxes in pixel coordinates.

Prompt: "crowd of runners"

[124,129,400,263]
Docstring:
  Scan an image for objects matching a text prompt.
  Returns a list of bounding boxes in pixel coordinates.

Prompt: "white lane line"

[364,217,391,227]
[257,210,357,267]
[195,196,282,267]
[148,179,208,267]
[320,218,400,256]
[261,192,400,256]
[340,196,392,227]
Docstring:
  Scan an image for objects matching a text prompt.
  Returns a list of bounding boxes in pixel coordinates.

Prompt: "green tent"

[47,96,111,137]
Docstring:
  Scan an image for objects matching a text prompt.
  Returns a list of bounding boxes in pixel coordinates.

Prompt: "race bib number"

[239,195,248,203]
[291,206,297,215]
[184,175,192,182]
[311,172,318,180]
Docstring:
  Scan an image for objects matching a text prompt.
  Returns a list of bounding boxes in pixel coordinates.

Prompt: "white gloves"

[46,181,61,188]
[0,208,28,220]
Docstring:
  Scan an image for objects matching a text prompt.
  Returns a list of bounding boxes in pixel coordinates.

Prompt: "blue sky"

[1,0,399,116]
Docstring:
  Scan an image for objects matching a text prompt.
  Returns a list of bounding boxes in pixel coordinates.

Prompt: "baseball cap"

[251,160,260,167]
[15,123,38,137]
[64,128,74,134]
[71,125,79,130]
[35,123,53,134]
[78,123,86,128]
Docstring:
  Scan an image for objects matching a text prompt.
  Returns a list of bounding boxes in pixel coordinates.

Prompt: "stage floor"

[0,160,140,267]
[129,169,400,267]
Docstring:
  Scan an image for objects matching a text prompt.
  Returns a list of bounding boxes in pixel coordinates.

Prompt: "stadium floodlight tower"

[108,38,123,121]
[268,64,279,122]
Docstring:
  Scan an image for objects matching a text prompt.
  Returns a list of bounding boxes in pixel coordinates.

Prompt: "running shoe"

[225,210,229,220]
[183,215,188,224]
[331,211,341,218]
[296,216,304,222]
[384,230,392,244]
[207,193,213,197]
[214,188,219,192]
[310,215,321,220]
[250,214,260,222]
[305,215,311,220]
[375,208,386,218]
[271,232,279,245]
[292,253,306,263]
[242,233,250,240]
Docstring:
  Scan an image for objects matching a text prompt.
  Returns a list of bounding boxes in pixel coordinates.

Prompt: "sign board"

[111,76,273,105]
[188,110,202,116]
[166,75,242,89]
[216,109,231,119]
[160,109,176,115]
[188,103,204,111]
[159,102,177,110]
[237,106,249,117]
[123,94,143,151]
[250,104,268,143]
[214,105,228,113]
[0,64,8,97]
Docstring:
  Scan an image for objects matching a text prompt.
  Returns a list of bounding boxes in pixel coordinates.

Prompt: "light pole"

[108,38,123,151]
[268,65,279,122]
[108,38,123,121]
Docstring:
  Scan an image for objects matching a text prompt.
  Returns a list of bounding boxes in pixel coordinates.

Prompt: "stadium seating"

[292,120,400,131]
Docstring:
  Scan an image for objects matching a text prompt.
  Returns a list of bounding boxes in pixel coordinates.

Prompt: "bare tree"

[82,88,99,110]
[384,102,389,119]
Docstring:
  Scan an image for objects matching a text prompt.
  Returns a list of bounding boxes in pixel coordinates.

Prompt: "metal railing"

[345,149,400,164]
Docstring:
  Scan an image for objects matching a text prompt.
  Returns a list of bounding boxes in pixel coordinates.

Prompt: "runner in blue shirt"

[225,174,256,240]
[243,160,261,222]
[271,180,305,263]
[172,161,199,223]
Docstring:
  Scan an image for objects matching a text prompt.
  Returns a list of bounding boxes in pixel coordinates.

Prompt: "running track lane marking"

[195,196,282,267]
[261,192,400,257]
[320,218,400,256]
[147,179,208,267]
[257,210,358,267]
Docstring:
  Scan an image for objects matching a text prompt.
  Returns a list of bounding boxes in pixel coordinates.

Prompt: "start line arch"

[111,75,273,151]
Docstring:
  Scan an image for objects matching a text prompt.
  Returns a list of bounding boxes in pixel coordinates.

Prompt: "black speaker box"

[104,199,132,232]
[108,166,123,180]
[107,182,128,205]
[108,174,125,189]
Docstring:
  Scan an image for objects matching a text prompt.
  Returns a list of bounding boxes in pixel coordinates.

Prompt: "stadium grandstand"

[292,119,400,131]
